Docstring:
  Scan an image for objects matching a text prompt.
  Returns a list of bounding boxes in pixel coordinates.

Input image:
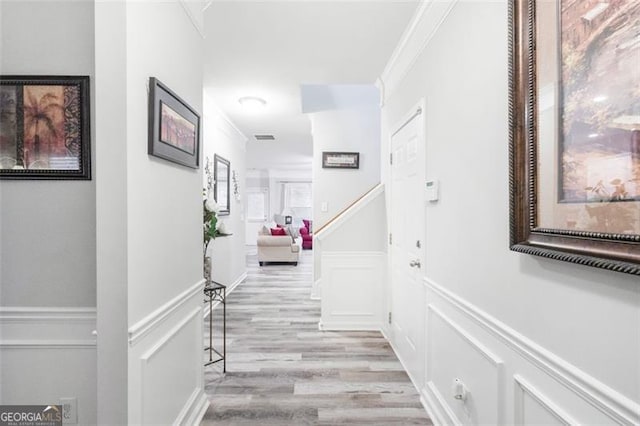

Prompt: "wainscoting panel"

[320,252,385,330]
[0,307,97,424]
[128,281,208,425]
[140,307,203,425]
[425,304,504,425]
[419,278,640,426]
[514,375,577,425]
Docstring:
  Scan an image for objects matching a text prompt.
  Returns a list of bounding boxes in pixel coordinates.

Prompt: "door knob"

[409,259,421,268]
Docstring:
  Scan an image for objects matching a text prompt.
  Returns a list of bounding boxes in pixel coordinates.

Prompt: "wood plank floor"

[201,248,432,425]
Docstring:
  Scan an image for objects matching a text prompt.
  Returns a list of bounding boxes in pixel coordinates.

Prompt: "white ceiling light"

[238,96,267,112]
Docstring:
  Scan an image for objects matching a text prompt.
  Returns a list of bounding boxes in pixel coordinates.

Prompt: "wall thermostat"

[425,180,439,202]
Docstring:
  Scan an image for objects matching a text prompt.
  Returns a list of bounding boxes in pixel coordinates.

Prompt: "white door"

[389,105,425,385]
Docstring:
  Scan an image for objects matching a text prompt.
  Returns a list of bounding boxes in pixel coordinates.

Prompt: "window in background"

[247,188,269,222]
[283,182,312,219]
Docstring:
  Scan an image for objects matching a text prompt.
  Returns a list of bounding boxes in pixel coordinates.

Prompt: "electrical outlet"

[60,397,77,424]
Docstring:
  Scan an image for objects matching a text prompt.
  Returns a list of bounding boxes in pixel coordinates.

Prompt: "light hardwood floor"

[201,247,432,425]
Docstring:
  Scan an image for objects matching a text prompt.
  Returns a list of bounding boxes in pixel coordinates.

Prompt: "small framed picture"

[148,77,200,169]
[0,75,91,180]
[322,152,360,169]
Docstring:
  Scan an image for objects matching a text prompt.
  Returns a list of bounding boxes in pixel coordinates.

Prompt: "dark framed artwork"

[0,76,90,180]
[148,77,200,169]
[214,154,230,216]
[509,0,639,275]
[322,152,360,169]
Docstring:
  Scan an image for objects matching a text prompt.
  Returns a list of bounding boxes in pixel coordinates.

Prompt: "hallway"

[201,249,431,425]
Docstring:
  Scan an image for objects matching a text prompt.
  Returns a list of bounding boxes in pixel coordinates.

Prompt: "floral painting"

[0,77,90,179]
[560,0,640,203]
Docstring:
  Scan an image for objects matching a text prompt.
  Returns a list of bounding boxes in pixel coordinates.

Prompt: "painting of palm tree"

[23,85,65,168]
[0,87,18,169]
[0,76,90,179]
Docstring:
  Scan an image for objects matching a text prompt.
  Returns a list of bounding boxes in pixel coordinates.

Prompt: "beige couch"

[257,229,300,266]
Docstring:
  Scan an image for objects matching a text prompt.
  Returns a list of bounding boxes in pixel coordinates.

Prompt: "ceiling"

[203,0,419,172]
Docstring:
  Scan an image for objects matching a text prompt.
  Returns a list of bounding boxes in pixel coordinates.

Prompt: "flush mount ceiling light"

[238,96,267,111]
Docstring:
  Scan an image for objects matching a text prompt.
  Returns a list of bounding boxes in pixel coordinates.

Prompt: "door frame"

[385,97,427,384]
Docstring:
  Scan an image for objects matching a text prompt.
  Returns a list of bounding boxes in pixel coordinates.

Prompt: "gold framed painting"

[509,0,640,275]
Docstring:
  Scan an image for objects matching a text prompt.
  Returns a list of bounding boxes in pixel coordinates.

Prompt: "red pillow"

[270,227,286,236]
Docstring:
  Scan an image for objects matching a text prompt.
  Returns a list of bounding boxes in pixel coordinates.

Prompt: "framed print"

[509,0,639,275]
[0,75,90,179]
[148,77,200,169]
[322,151,360,169]
[214,154,230,216]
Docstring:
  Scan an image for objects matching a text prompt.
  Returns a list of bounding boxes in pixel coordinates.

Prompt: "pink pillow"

[270,227,286,236]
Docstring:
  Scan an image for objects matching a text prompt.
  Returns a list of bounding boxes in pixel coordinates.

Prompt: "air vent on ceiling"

[254,134,275,141]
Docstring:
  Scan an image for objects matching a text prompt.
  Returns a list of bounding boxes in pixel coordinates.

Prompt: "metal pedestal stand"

[204,281,226,371]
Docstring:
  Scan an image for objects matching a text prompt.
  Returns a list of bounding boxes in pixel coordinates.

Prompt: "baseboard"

[174,387,209,426]
[422,381,462,426]
[310,278,321,300]
[318,321,382,331]
[380,328,432,417]
[203,271,247,319]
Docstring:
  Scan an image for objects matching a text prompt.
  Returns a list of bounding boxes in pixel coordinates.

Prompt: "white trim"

[0,340,96,349]
[318,322,382,331]
[0,307,96,321]
[314,184,384,241]
[375,77,385,108]
[426,278,640,425]
[424,381,463,426]
[129,279,205,345]
[140,307,202,425]
[174,387,209,426]
[204,92,249,151]
[179,0,205,39]
[514,375,579,426]
[310,279,321,300]
[426,304,505,425]
[427,304,503,367]
[379,0,459,102]
[203,271,247,319]
[381,328,421,390]
[0,307,97,348]
[140,307,201,361]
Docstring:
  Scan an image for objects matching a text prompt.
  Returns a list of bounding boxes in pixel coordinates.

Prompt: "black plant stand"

[204,281,226,371]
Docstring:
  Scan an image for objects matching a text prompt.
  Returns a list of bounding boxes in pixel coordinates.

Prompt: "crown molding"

[379,0,459,104]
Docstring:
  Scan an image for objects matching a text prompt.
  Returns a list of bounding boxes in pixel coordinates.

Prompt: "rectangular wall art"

[509,0,640,275]
[322,152,360,169]
[0,76,91,179]
[148,77,200,169]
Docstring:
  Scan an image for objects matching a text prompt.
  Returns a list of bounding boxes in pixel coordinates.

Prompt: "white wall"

[0,2,97,424]
[308,86,381,229]
[95,1,208,424]
[203,93,248,288]
[317,188,387,327]
[380,1,640,424]
[307,85,381,285]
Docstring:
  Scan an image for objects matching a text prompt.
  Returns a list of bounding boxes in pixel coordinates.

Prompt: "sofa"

[300,219,313,250]
[257,227,300,266]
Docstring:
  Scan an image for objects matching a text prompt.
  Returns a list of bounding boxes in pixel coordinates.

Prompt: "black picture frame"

[148,77,200,169]
[322,152,360,169]
[0,75,91,180]
[214,154,230,216]
[509,0,639,275]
